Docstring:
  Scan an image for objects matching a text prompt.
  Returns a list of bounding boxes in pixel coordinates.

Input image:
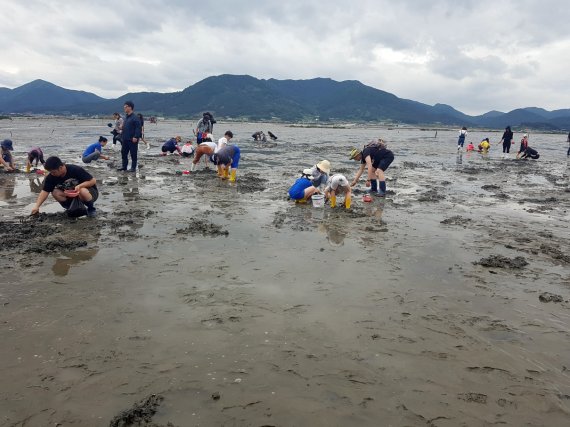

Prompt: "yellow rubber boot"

[217,166,223,177]
[345,195,351,209]
[229,169,237,182]
[330,195,336,208]
[26,163,31,173]
[223,168,230,179]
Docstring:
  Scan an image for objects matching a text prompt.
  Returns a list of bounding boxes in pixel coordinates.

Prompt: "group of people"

[457,126,540,159]
[287,138,395,208]
[4,103,569,219]
[252,131,277,142]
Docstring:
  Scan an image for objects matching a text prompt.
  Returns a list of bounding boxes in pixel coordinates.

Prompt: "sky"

[1,0,569,115]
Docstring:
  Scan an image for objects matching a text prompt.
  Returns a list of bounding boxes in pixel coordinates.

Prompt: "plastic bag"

[67,196,87,218]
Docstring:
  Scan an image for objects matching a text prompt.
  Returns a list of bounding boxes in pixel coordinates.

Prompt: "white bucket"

[311,194,325,208]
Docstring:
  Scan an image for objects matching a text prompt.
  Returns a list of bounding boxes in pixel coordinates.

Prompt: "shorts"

[372,155,394,171]
[288,177,312,200]
[59,187,99,209]
[181,152,193,158]
[162,146,175,153]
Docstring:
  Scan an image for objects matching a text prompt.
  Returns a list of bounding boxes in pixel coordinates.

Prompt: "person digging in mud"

[26,146,45,172]
[349,139,394,197]
[518,146,540,160]
[180,140,195,158]
[195,112,214,144]
[516,134,529,159]
[478,138,491,153]
[82,136,110,164]
[190,139,217,171]
[31,156,99,217]
[288,160,331,203]
[211,143,240,182]
[161,136,183,156]
[324,173,351,209]
[1,139,15,172]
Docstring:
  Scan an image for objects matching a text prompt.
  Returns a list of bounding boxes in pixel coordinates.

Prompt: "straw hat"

[349,148,360,160]
[316,160,331,174]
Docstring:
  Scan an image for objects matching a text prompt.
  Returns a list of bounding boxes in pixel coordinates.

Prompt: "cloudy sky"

[1,0,569,115]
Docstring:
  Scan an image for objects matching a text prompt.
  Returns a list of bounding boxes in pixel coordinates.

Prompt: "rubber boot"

[345,195,351,209]
[26,164,31,173]
[229,169,237,182]
[330,195,336,208]
[217,166,223,177]
[190,163,196,172]
[222,168,229,180]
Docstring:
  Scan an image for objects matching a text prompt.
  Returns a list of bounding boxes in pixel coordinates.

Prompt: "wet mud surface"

[1,119,570,426]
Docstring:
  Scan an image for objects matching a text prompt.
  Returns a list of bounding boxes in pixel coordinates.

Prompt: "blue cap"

[1,139,13,150]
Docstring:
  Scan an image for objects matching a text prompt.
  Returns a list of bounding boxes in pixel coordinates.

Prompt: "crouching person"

[325,174,352,209]
[288,160,331,203]
[82,136,110,163]
[211,144,240,182]
[31,156,99,217]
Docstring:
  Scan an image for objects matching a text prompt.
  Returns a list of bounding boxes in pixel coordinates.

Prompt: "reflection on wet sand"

[28,176,43,193]
[52,248,99,276]
[0,174,16,201]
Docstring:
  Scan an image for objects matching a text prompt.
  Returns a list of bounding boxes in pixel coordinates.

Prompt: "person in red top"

[516,134,529,159]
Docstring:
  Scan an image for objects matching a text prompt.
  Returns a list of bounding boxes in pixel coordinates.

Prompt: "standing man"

[118,101,142,172]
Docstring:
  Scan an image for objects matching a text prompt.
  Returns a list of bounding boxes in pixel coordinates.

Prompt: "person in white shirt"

[215,131,233,153]
[324,174,351,208]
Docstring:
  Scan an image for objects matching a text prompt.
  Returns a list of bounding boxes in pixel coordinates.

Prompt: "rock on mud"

[474,255,528,269]
[538,292,564,303]
[109,394,166,427]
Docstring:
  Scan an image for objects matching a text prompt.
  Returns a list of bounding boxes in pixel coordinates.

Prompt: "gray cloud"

[0,0,569,115]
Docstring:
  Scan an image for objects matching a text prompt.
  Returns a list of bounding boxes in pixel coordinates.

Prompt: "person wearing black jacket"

[118,101,142,172]
[498,125,514,158]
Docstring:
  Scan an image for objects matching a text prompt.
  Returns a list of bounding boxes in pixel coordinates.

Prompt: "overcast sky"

[1,0,569,115]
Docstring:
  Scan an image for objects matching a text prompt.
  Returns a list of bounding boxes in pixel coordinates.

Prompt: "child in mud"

[324,174,351,208]
[82,136,110,164]
[161,136,183,156]
[288,160,331,203]
[180,140,195,158]
[215,131,234,153]
[466,142,475,152]
[26,147,45,172]
[478,138,491,153]
[516,134,529,159]
[349,139,394,197]
[457,127,467,150]
[110,112,123,147]
[1,139,15,172]
[31,156,99,217]
[211,144,240,182]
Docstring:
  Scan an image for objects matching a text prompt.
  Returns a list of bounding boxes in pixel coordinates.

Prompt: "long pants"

[82,150,101,163]
[193,145,213,165]
[122,141,138,170]
[502,141,511,153]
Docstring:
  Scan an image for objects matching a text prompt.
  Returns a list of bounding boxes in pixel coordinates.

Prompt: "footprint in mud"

[457,392,487,404]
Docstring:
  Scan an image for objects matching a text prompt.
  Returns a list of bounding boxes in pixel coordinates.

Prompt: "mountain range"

[1,75,569,130]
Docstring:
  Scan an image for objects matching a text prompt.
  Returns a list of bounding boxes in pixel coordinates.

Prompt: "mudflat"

[1,118,569,426]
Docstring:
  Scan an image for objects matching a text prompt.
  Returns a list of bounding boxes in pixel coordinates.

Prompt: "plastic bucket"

[311,194,325,208]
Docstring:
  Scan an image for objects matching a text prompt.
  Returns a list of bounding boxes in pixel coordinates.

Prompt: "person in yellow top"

[478,138,491,153]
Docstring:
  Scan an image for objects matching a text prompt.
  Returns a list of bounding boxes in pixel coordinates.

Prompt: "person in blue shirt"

[118,101,142,172]
[161,136,183,156]
[82,136,110,163]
